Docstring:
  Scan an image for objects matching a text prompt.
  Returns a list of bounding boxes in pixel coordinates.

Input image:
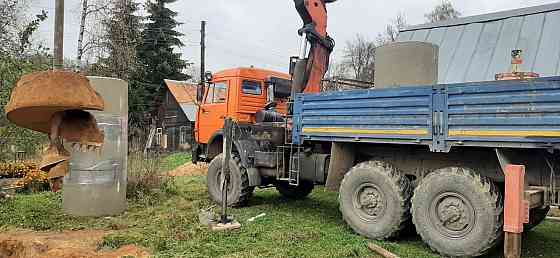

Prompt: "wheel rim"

[429,192,476,238]
[352,183,386,221]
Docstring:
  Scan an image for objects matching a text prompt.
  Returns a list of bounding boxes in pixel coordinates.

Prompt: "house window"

[155,128,163,146]
[205,82,228,104]
[179,126,189,144]
[242,80,262,95]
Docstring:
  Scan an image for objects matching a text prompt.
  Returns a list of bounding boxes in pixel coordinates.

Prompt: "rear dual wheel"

[339,162,504,257]
[338,161,412,239]
[412,167,503,257]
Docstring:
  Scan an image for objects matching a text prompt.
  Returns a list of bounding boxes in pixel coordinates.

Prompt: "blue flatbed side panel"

[446,76,560,149]
[292,86,434,148]
[293,76,560,151]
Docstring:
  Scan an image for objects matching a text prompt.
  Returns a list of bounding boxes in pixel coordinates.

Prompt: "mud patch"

[551,206,560,218]
[168,163,208,177]
[0,230,149,258]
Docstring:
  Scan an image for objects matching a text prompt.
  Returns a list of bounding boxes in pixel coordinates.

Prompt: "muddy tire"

[207,153,253,207]
[275,181,314,199]
[339,161,412,239]
[412,167,503,257]
[525,206,550,231]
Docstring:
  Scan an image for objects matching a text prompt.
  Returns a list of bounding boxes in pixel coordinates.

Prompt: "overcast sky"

[30,0,559,74]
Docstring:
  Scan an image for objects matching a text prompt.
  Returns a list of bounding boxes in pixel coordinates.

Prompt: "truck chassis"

[206,76,560,257]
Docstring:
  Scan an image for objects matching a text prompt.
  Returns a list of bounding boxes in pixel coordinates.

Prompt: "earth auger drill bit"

[4,70,105,189]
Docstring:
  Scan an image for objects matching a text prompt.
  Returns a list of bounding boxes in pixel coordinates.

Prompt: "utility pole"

[54,0,65,69]
[200,21,206,84]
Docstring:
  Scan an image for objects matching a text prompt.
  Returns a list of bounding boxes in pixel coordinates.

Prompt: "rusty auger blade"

[5,70,106,178]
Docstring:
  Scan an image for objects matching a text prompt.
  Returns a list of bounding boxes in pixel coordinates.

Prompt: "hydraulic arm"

[291,0,336,96]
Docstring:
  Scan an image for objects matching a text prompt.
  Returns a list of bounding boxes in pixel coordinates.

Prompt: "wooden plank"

[367,243,400,258]
[525,188,544,209]
[504,232,522,258]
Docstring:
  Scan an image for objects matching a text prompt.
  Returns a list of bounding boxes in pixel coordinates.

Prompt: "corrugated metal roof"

[164,79,198,121]
[180,103,197,122]
[397,3,560,84]
[164,79,197,104]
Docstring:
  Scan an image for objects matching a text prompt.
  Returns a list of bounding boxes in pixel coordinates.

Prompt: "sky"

[29,0,560,74]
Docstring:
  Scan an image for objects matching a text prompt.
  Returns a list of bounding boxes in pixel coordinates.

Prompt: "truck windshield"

[205,82,228,104]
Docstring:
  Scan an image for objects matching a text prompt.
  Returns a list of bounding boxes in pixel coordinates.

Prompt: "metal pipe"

[298,33,308,59]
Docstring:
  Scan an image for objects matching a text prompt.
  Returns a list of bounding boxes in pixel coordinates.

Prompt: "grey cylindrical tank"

[63,77,128,217]
[374,41,439,89]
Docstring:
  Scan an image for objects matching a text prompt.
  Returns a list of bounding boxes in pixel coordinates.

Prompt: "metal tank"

[62,77,128,217]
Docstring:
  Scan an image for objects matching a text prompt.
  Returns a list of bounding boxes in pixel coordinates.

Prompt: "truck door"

[196,81,228,144]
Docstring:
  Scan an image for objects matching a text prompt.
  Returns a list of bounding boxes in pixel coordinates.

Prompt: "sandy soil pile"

[0,230,149,258]
[168,163,208,177]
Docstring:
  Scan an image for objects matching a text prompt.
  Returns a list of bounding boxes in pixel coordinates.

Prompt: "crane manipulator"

[290,0,336,97]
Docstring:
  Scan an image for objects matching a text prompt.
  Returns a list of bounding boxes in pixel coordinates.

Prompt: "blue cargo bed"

[292,76,560,152]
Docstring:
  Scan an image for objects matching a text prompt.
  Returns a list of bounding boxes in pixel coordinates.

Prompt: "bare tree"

[378,12,407,44]
[323,59,349,91]
[425,0,461,23]
[343,34,376,82]
[88,0,143,81]
[77,0,111,67]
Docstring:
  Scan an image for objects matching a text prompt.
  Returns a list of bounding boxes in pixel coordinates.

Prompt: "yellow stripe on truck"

[303,128,560,138]
[449,130,560,137]
[302,127,429,136]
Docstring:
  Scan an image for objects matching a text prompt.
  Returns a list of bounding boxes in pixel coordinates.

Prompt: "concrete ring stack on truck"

[193,1,560,257]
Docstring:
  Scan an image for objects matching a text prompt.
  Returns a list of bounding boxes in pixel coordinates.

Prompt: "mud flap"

[247,168,261,187]
[326,142,355,191]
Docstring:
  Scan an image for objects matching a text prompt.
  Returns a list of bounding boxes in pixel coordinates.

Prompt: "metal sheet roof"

[180,103,197,122]
[397,3,560,84]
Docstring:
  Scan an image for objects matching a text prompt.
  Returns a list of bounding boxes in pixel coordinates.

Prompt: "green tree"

[0,6,50,160]
[135,0,189,121]
[425,0,461,23]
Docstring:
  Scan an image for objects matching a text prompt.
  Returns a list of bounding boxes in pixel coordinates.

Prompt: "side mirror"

[204,72,213,82]
[197,83,204,103]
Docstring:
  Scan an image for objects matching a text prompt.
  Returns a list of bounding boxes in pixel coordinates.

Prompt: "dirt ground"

[167,162,208,177]
[551,207,560,217]
[0,230,149,258]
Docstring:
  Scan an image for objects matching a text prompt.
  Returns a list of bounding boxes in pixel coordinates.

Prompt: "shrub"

[127,151,176,204]
[0,162,35,178]
[0,162,49,192]
[19,168,49,193]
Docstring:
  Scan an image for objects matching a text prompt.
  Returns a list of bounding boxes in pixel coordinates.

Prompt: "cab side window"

[242,80,262,95]
[204,82,228,104]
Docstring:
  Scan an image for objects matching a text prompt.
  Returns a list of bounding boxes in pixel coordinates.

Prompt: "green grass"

[161,152,192,171]
[1,177,560,258]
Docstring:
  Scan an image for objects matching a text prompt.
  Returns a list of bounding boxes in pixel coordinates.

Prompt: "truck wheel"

[525,206,550,231]
[412,167,503,257]
[275,181,314,199]
[207,153,254,207]
[339,161,412,239]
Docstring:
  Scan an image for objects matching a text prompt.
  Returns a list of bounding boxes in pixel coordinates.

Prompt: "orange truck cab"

[192,67,291,163]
